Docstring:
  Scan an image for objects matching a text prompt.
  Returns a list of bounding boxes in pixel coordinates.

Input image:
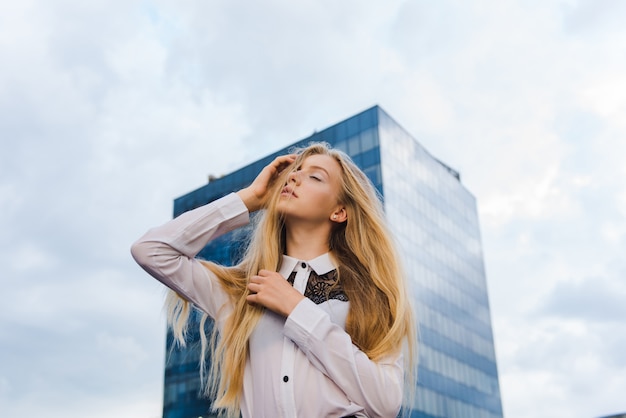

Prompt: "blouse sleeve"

[284,298,404,418]
[130,193,250,320]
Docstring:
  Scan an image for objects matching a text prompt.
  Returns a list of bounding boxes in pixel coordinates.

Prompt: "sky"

[1,0,625,417]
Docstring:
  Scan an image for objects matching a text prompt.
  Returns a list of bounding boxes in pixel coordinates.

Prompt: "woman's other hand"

[246,269,305,317]
[237,154,296,212]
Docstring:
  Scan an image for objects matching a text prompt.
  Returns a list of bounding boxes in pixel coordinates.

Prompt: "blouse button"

[283,375,289,382]
[301,262,306,269]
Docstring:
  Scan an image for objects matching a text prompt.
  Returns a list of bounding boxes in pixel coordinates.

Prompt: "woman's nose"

[287,170,300,185]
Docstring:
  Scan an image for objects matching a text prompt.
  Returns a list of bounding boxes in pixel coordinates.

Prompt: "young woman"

[131,142,417,418]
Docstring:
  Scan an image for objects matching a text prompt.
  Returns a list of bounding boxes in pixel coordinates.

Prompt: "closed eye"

[310,175,322,181]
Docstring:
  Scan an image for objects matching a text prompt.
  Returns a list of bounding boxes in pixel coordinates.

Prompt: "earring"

[332,214,338,220]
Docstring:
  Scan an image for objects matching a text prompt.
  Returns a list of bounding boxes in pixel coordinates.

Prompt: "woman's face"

[276,154,344,223]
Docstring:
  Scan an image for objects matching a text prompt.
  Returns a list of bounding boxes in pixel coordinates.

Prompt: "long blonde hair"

[166,142,418,417]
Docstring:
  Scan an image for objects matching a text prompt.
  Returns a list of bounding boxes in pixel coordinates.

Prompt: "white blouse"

[131,193,403,418]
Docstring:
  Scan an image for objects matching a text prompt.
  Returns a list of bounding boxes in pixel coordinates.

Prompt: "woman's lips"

[281,186,297,197]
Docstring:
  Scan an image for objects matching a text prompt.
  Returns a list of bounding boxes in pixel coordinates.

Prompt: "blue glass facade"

[164,106,503,418]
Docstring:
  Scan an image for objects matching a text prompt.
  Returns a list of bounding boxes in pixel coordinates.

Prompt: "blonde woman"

[131,142,417,418]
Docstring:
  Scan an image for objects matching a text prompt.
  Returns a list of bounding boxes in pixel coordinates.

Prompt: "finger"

[249,276,265,287]
[257,270,281,280]
[274,154,296,164]
[272,155,296,173]
[268,155,293,170]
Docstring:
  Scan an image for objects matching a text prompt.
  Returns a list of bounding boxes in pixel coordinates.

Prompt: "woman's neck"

[284,222,331,261]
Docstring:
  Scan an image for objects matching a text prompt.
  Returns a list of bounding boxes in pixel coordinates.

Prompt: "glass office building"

[164,106,504,418]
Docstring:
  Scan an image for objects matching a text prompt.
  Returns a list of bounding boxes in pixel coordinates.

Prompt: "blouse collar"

[280,252,336,276]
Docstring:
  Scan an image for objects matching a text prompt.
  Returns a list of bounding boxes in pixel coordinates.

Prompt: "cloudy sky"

[1,0,625,417]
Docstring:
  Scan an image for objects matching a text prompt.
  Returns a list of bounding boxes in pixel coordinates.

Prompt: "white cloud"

[96,331,149,370]
[581,77,626,123]
[496,315,626,417]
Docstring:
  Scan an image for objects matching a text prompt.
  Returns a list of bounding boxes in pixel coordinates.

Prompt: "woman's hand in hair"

[237,154,296,212]
[246,270,305,317]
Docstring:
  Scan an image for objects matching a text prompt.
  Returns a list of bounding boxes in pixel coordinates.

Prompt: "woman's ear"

[330,207,347,223]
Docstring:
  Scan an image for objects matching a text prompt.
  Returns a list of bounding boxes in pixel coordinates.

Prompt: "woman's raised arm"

[130,193,249,319]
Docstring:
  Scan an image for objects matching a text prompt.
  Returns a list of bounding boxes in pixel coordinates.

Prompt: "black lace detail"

[287,269,348,304]
[287,271,297,286]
